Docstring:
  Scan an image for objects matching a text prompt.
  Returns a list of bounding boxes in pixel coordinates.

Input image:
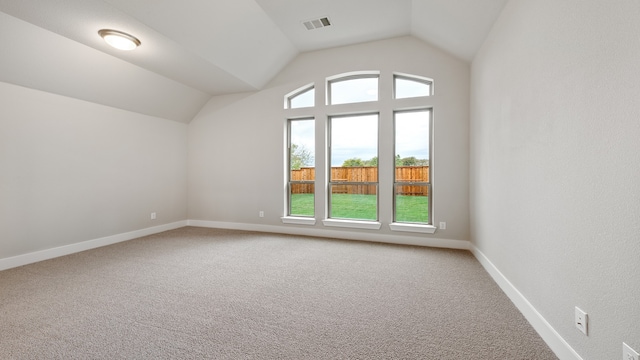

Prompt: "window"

[283,72,435,233]
[287,119,315,217]
[286,85,314,109]
[394,74,432,99]
[328,75,378,105]
[329,113,378,221]
[394,109,431,224]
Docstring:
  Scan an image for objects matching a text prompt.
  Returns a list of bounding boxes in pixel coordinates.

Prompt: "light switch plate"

[574,307,588,335]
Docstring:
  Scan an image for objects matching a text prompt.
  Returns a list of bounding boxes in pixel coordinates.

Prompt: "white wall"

[471,1,640,359]
[188,36,470,245]
[0,81,188,261]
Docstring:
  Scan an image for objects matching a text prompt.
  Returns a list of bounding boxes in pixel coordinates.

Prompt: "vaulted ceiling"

[0,0,507,122]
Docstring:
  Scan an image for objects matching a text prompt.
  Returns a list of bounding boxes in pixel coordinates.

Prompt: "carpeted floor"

[0,227,558,359]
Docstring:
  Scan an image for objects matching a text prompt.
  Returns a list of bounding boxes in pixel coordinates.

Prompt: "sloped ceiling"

[0,0,507,123]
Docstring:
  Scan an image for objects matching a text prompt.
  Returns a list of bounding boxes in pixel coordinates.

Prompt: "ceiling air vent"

[303,17,331,30]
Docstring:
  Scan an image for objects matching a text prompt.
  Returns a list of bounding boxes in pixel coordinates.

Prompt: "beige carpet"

[0,227,557,359]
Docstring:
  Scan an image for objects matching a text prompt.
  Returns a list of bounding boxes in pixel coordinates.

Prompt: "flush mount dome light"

[98,29,141,50]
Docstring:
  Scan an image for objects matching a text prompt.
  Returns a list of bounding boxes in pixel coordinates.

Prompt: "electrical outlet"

[439,222,446,229]
[574,307,588,335]
[150,212,156,220]
[623,342,639,360]
[259,211,264,218]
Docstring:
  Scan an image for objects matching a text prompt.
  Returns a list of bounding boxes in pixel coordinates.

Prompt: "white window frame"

[392,108,433,225]
[393,73,433,99]
[326,72,380,105]
[285,117,316,223]
[327,112,380,222]
[282,72,437,233]
[284,83,315,109]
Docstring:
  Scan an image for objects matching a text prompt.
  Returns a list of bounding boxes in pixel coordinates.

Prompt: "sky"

[291,110,429,167]
[331,114,378,166]
[330,111,430,166]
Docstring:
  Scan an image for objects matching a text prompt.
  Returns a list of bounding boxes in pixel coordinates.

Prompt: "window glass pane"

[289,119,315,217]
[330,185,377,221]
[330,77,378,105]
[330,114,378,176]
[395,110,430,174]
[290,183,315,216]
[395,109,430,224]
[395,185,429,223]
[289,87,315,109]
[330,114,378,221]
[395,76,431,99]
[290,119,315,175]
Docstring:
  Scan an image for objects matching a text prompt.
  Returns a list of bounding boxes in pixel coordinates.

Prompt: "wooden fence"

[291,166,429,195]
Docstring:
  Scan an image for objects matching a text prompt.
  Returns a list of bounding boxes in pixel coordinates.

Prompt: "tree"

[400,156,418,166]
[342,156,378,167]
[341,155,427,167]
[396,155,429,166]
[415,158,429,166]
[342,158,365,167]
[290,144,313,170]
[364,156,378,166]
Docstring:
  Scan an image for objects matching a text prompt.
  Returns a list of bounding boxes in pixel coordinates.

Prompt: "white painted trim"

[471,246,583,360]
[0,217,578,360]
[0,221,187,271]
[281,216,317,225]
[389,223,437,234]
[322,219,382,230]
[187,219,470,250]
[0,219,468,272]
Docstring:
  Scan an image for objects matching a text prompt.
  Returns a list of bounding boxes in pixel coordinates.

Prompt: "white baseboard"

[0,219,578,360]
[0,221,187,271]
[156,222,584,359]
[187,219,471,250]
[0,219,467,272]
[471,246,582,360]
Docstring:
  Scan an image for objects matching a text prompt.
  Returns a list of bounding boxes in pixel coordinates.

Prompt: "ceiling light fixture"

[98,29,141,51]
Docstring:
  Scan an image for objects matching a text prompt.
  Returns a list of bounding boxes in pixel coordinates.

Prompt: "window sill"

[322,219,382,230]
[389,223,437,234]
[281,216,317,225]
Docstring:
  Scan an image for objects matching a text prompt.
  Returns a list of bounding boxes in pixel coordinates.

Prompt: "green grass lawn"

[394,195,430,223]
[290,193,315,217]
[290,193,429,223]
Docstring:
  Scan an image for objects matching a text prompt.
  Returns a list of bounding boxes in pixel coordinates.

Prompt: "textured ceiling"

[0,0,507,122]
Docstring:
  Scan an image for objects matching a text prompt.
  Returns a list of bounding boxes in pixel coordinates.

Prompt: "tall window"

[329,114,379,221]
[283,72,435,231]
[288,119,315,216]
[394,109,431,224]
